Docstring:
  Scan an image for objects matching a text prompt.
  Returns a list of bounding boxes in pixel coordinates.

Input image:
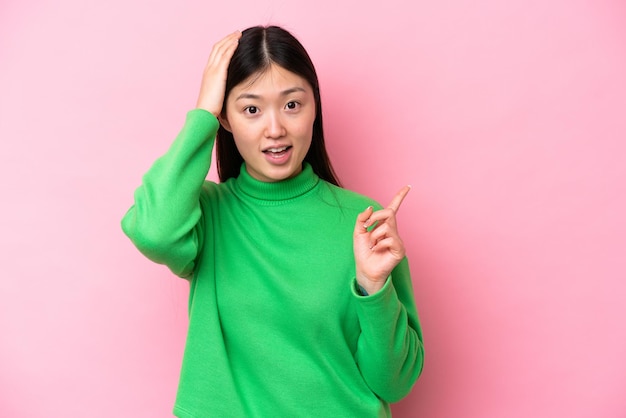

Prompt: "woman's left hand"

[353,186,411,295]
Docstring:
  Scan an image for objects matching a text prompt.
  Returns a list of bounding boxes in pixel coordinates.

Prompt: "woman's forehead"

[232,64,311,97]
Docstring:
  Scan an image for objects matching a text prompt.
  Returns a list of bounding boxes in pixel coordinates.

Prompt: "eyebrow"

[235,87,307,101]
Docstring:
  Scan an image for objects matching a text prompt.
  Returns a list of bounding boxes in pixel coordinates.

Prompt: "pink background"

[1,0,625,417]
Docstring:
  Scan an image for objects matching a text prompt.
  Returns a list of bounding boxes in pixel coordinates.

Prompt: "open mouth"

[263,146,292,157]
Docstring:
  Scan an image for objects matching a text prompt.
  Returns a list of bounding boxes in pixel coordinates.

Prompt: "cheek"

[229,127,255,155]
[293,111,316,139]
[229,118,258,144]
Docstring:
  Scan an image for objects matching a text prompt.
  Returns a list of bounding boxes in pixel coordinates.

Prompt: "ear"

[218,113,232,133]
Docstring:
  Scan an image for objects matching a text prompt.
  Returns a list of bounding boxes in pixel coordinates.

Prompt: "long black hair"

[216,25,341,187]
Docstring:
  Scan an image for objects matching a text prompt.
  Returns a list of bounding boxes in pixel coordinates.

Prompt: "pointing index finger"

[387,185,411,213]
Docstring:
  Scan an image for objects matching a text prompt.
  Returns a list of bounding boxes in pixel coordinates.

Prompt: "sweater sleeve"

[121,109,219,278]
[352,257,424,402]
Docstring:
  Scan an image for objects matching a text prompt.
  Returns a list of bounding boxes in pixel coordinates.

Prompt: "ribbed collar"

[234,162,320,203]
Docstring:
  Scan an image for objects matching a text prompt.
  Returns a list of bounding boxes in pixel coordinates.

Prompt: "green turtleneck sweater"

[121,109,424,417]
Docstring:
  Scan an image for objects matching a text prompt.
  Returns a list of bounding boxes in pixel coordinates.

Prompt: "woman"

[122,25,424,417]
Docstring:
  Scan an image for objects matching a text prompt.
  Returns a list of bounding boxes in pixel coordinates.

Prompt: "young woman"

[122,25,424,417]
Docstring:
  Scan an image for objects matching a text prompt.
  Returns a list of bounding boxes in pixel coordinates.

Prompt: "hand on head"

[196,31,242,117]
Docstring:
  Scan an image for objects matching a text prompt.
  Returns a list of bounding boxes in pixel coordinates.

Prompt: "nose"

[264,110,286,139]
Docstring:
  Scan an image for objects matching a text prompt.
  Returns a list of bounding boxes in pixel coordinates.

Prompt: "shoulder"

[200,179,220,195]
[317,181,383,212]
[199,178,236,203]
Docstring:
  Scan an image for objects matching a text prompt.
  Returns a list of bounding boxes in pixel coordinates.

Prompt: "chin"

[248,160,304,183]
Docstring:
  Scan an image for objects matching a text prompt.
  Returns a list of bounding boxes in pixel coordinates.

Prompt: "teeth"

[266,146,288,153]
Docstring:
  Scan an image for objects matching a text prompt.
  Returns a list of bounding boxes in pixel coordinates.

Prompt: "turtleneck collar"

[234,162,320,203]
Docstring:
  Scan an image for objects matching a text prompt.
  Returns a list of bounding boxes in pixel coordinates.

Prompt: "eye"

[285,101,299,110]
[244,106,258,115]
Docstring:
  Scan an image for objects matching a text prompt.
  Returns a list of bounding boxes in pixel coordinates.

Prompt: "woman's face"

[222,64,316,183]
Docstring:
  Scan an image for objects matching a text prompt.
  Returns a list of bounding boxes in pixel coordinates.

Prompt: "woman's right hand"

[196,30,242,117]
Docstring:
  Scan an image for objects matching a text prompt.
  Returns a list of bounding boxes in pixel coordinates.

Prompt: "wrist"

[355,274,386,296]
